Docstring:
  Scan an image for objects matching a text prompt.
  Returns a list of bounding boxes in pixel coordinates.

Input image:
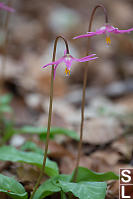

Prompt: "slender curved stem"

[72,4,108,182]
[29,36,69,199]
[89,4,108,32]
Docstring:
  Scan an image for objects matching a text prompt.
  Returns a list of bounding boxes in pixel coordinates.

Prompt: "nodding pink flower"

[42,51,98,79]
[74,24,133,45]
[0,2,15,12]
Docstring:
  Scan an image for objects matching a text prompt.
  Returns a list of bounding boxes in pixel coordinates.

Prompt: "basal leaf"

[21,141,44,154]
[0,105,13,113]
[1,120,15,144]
[58,181,107,199]
[33,174,71,199]
[72,167,119,182]
[19,126,44,134]
[0,174,28,199]
[33,173,107,199]
[19,126,79,141]
[49,127,79,141]
[32,178,61,199]
[0,94,12,105]
[0,146,59,177]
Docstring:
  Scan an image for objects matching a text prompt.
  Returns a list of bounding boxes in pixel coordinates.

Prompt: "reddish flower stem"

[89,4,108,31]
[72,4,108,182]
[29,36,69,199]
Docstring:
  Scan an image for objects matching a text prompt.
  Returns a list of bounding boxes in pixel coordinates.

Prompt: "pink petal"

[73,33,96,39]
[73,54,97,62]
[0,2,15,12]
[87,29,106,35]
[74,28,106,39]
[42,57,64,68]
[112,28,133,34]
[80,53,96,59]
[64,57,73,70]
[72,54,98,64]
[78,56,98,62]
[105,25,115,32]
[64,49,67,55]
[42,61,58,68]
[96,30,106,35]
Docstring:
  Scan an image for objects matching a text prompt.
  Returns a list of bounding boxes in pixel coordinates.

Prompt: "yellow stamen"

[106,36,111,45]
[65,68,70,76]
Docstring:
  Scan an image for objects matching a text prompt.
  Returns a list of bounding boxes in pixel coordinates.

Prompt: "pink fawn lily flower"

[42,52,98,79]
[74,24,133,45]
[0,2,15,12]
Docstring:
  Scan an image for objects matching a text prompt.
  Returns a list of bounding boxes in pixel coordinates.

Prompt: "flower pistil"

[65,67,70,76]
[106,35,111,45]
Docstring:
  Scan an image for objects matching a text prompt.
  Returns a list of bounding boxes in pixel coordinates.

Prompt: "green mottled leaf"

[0,146,59,177]
[1,120,15,144]
[33,173,107,199]
[0,174,28,199]
[32,167,117,199]
[0,94,12,105]
[73,167,119,182]
[58,181,107,199]
[33,174,71,199]
[19,126,44,134]
[33,178,61,199]
[19,126,79,141]
[21,141,44,154]
[0,105,13,113]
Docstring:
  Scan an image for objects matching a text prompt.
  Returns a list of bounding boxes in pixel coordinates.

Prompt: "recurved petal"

[42,61,58,68]
[79,56,98,62]
[87,29,106,35]
[73,54,97,62]
[112,28,133,34]
[42,57,64,68]
[0,2,15,12]
[73,33,96,39]
[79,54,97,60]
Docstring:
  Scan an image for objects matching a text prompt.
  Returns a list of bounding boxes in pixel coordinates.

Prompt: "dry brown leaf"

[16,164,47,184]
[60,156,93,174]
[48,140,74,159]
[112,137,133,158]
[37,73,68,96]
[82,117,123,144]
[0,193,8,199]
[117,94,133,112]
[107,181,119,198]
[42,98,78,125]
[0,161,11,172]
[90,151,121,166]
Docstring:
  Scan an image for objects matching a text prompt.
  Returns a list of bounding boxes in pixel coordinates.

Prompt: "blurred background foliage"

[1,0,133,93]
